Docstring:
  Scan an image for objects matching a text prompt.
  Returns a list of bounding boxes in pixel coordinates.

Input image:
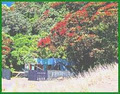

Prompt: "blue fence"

[28,70,47,81]
[28,70,73,81]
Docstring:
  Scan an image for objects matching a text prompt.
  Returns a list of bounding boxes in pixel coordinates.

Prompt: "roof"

[35,58,70,66]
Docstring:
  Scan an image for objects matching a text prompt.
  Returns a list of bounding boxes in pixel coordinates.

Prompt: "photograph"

[1,1,118,92]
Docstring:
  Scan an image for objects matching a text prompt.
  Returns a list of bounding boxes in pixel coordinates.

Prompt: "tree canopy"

[2,2,118,72]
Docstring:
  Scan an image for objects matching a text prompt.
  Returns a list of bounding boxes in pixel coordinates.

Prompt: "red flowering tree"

[2,32,13,68]
[38,2,118,73]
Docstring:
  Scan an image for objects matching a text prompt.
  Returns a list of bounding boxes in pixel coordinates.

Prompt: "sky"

[2,2,14,7]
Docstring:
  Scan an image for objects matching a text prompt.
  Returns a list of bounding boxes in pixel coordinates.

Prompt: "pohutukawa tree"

[38,2,118,73]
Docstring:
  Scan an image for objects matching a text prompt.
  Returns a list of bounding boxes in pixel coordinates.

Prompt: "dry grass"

[2,63,118,92]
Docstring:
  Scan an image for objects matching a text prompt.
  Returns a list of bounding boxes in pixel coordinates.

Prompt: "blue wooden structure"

[36,58,70,71]
[25,58,73,81]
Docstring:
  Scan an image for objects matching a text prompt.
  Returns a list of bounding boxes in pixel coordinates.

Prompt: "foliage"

[38,2,118,73]
[11,34,39,65]
[2,6,31,36]
[2,2,118,73]
[2,32,13,68]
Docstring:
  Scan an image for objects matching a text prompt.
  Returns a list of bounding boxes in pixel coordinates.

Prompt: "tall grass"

[2,63,118,92]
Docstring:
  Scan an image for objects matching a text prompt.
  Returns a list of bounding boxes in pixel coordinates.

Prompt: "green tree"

[11,34,39,65]
[2,11,31,36]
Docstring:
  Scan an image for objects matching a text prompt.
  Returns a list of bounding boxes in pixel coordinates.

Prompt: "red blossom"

[76,36,82,41]
[59,29,67,35]
[91,11,104,21]
[55,21,67,28]
[89,34,96,37]
[70,27,76,32]
[91,3,117,21]
[43,10,49,16]
[77,26,82,30]
[38,36,51,47]
[80,18,89,23]
[105,11,112,16]
[82,2,106,10]
[75,9,88,18]
[76,35,86,42]
[38,39,43,47]
[51,2,65,8]
[2,46,11,55]
[97,3,118,12]
[38,2,117,48]
[69,43,75,46]
[45,36,51,44]
[53,33,57,36]
[67,32,74,37]
[82,2,95,9]
[97,2,106,5]
[51,20,67,36]
[64,13,72,21]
